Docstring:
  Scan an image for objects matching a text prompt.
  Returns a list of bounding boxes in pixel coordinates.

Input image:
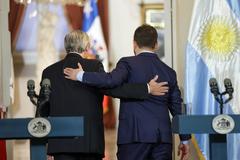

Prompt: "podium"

[0,117,83,160]
[172,115,240,160]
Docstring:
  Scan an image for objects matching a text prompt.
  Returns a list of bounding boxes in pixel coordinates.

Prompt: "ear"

[85,42,91,52]
[154,42,159,51]
[133,41,138,49]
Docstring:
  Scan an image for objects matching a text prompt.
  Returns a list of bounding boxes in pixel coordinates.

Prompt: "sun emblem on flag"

[198,16,240,60]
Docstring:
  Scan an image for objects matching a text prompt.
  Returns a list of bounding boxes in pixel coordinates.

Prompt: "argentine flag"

[82,0,109,71]
[184,0,240,159]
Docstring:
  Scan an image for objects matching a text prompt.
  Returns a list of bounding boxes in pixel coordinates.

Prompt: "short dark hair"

[134,24,158,49]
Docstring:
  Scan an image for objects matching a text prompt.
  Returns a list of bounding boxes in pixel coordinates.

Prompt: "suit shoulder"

[159,60,176,75]
[84,58,101,64]
[83,58,102,68]
[118,55,136,62]
[81,58,104,72]
[120,55,135,60]
[43,60,64,73]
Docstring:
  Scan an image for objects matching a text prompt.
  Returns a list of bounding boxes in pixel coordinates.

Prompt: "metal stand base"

[30,139,47,160]
[209,134,227,160]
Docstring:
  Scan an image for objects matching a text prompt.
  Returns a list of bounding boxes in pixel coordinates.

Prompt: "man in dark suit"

[41,30,169,160]
[64,25,191,160]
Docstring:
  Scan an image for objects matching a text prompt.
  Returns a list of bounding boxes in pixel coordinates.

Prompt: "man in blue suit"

[64,24,191,160]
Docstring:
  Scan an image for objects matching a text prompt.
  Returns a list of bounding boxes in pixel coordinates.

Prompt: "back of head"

[64,30,90,53]
[134,24,158,49]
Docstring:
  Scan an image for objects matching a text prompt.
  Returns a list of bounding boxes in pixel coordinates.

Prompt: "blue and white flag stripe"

[82,0,98,32]
[185,0,240,159]
[227,0,240,19]
[83,0,109,71]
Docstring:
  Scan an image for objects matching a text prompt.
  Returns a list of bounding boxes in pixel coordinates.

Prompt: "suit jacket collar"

[65,53,83,59]
[63,53,84,69]
[138,52,158,58]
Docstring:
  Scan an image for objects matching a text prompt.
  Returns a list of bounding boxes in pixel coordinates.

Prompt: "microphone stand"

[27,81,51,117]
[27,92,43,117]
[214,91,232,114]
[35,96,49,117]
[27,91,38,106]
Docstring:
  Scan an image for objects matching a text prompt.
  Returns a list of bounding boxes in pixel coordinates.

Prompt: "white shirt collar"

[136,50,155,55]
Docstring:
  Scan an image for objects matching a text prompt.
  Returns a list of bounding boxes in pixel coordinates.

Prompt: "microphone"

[27,80,35,97]
[36,78,51,117]
[209,78,219,98]
[41,78,51,101]
[224,78,234,99]
[27,80,37,105]
[209,78,234,114]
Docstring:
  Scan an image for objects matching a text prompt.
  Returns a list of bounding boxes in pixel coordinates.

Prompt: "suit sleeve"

[103,83,148,99]
[83,58,129,88]
[168,71,191,141]
[168,71,182,116]
[38,69,50,117]
[96,61,149,99]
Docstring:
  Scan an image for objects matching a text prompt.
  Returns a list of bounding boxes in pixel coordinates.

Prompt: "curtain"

[9,0,26,47]
[65,5,83,30]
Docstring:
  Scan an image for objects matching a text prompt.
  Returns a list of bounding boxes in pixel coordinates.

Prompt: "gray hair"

[64,30,90,53]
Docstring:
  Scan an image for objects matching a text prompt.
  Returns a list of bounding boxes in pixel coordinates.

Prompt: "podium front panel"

[172,115,240,134]
[0,117,84,139]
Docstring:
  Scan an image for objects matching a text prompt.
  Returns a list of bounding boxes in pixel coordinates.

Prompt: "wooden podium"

[172,115,240,160]
[0,117,83,160]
